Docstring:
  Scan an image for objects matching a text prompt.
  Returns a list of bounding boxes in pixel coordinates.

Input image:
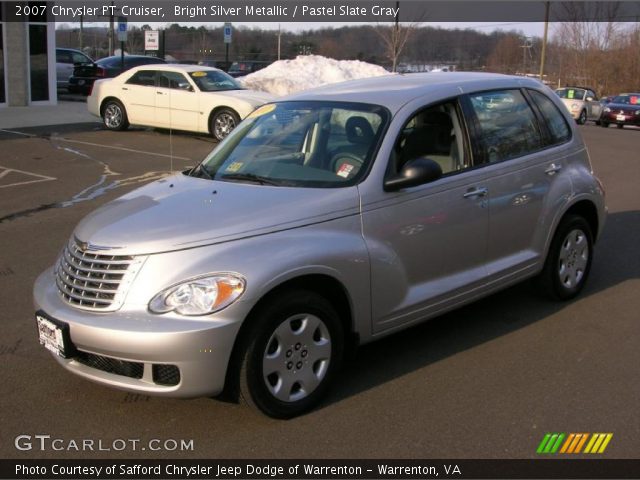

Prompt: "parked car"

[227,60,271,77]
[600,93,640,128]
[87,64,273,141]
[555,87,603,124]
[56,48,93,90]
[34,73,606,418]
[68,55,166,95]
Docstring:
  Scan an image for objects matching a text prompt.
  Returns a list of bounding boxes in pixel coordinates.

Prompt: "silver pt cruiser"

[34,73,606,418]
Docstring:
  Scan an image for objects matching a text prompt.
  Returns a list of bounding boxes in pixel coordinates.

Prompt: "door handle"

[463,187,488,198]
[545,163,562,175]
[121,87,128,91]
[156,91,164,95]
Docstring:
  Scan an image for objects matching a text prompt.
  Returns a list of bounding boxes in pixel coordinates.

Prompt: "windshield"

[189,70,243,92]
[611,94,639,105]
[556,88,586,100]
[195,101,389,188]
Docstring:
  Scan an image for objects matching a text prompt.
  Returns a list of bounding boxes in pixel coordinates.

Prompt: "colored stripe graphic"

[538,433,613,454]
[585,433,614,454]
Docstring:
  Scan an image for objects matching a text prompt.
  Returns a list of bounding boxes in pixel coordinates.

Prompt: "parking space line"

[0,165,57,189]
[58,138,192,161]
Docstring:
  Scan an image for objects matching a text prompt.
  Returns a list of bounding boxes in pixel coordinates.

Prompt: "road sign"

[145,30,159,51]
[224,22,232,44]
[117,17,127,42]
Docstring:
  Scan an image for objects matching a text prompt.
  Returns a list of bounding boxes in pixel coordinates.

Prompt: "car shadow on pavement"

[0,122,102,140]
[321,210,639,409]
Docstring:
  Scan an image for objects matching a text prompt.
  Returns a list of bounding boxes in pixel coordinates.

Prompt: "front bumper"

[601,112,640,126]
[33,268,243,398]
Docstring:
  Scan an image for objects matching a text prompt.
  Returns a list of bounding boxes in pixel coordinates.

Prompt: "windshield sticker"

[631,96,638,105]
[191,71,207,77]
[225,162,243,173]
[567,90,575,99]
[247,104,276,119]
[336,163,354,178]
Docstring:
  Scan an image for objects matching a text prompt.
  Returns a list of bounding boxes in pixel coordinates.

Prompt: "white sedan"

[87,64,274,141]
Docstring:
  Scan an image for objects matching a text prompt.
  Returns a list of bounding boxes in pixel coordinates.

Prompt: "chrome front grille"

[55,241,143,311]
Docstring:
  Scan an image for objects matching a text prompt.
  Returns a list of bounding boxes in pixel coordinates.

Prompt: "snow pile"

[239,55,390,97]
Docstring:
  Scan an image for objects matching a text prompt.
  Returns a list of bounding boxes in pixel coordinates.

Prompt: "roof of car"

[129,63,222,73]
[284,72,547,114]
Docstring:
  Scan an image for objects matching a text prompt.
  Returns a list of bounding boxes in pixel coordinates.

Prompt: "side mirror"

[384,157,443,192]
[586,97,594,102]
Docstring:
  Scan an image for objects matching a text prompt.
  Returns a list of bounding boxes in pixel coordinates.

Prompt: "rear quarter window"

[468,89,543,163]
[528,90,571,146]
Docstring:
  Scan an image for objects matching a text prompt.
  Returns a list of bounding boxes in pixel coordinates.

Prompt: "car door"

[56,50,73,88]
[464,88,573,281]
[586,89,602,120]
[361,99,490,334]
[154,71,200,132]
[120,69,158,126]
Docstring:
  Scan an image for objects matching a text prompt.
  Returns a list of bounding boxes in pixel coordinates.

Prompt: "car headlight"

[604,107,611,113]
[635,110,640,116]
[149,273,245,316]
[570,103,579,110]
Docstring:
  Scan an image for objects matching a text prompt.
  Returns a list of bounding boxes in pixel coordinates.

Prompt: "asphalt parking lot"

[0,119,638,459]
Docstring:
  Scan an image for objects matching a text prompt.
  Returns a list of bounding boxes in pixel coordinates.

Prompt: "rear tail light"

[95,67,107,77]
[88,82,94,96]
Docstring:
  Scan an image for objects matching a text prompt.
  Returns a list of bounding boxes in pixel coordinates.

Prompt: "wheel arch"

[207,106,240,135]
[562,199,600,244]
[99,96,124,117]
[221,273,357,401]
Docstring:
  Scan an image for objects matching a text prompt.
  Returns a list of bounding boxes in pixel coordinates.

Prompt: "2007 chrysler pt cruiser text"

[34,73,606,418]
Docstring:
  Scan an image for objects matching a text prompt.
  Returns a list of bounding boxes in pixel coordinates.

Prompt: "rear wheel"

[536,215,593,301]
[601,121,609,128]
[210,108,240,142]
[577,109,587,125]
[238,290,344,418]
[102,100,129,131]
[617,123,624,129]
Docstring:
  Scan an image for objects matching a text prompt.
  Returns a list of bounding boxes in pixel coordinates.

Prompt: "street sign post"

[145,30,159,51]
[117,17,127,72]
[224,22,232,65]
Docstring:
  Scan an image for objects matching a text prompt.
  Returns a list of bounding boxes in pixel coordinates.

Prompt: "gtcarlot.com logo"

[536,433,613,454]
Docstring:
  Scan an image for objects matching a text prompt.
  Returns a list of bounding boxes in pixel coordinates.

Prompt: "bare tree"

[375,2,423,71]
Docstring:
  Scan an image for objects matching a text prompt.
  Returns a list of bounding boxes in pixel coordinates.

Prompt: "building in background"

[1,2,57,106]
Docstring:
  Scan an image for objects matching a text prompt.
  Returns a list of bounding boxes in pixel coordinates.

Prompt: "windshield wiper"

[219,173,282,186]
[190,164,212,180]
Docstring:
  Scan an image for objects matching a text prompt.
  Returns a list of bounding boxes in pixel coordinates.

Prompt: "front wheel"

[617,123,624,129]
[577,109,587,125]
[601,121,609,128]
[210,108,240,141]
[238,290,344,418]
[536,215,593,301]
[102,100,129,131]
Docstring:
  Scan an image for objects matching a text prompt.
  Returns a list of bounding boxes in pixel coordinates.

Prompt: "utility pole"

[277,24,281,61]
[520,36,532,74]
[108,1,115,56]
[539,1,550,81]
[393,0,399,72]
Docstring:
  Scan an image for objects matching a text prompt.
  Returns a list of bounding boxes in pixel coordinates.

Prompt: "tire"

[536,215,593,301]
[210,108,240,142]
[617,123,624,129]
[238,290,344,418]
[601,121,609,128]
[577,109,587,125]
[102,100,129,131]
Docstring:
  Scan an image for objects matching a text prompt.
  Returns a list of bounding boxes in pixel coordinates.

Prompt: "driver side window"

[394,101,466,176]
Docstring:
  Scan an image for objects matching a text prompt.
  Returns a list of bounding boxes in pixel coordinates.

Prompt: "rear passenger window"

[469,89,542,163]
[127,70,156,87]
[528,90,571,146]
